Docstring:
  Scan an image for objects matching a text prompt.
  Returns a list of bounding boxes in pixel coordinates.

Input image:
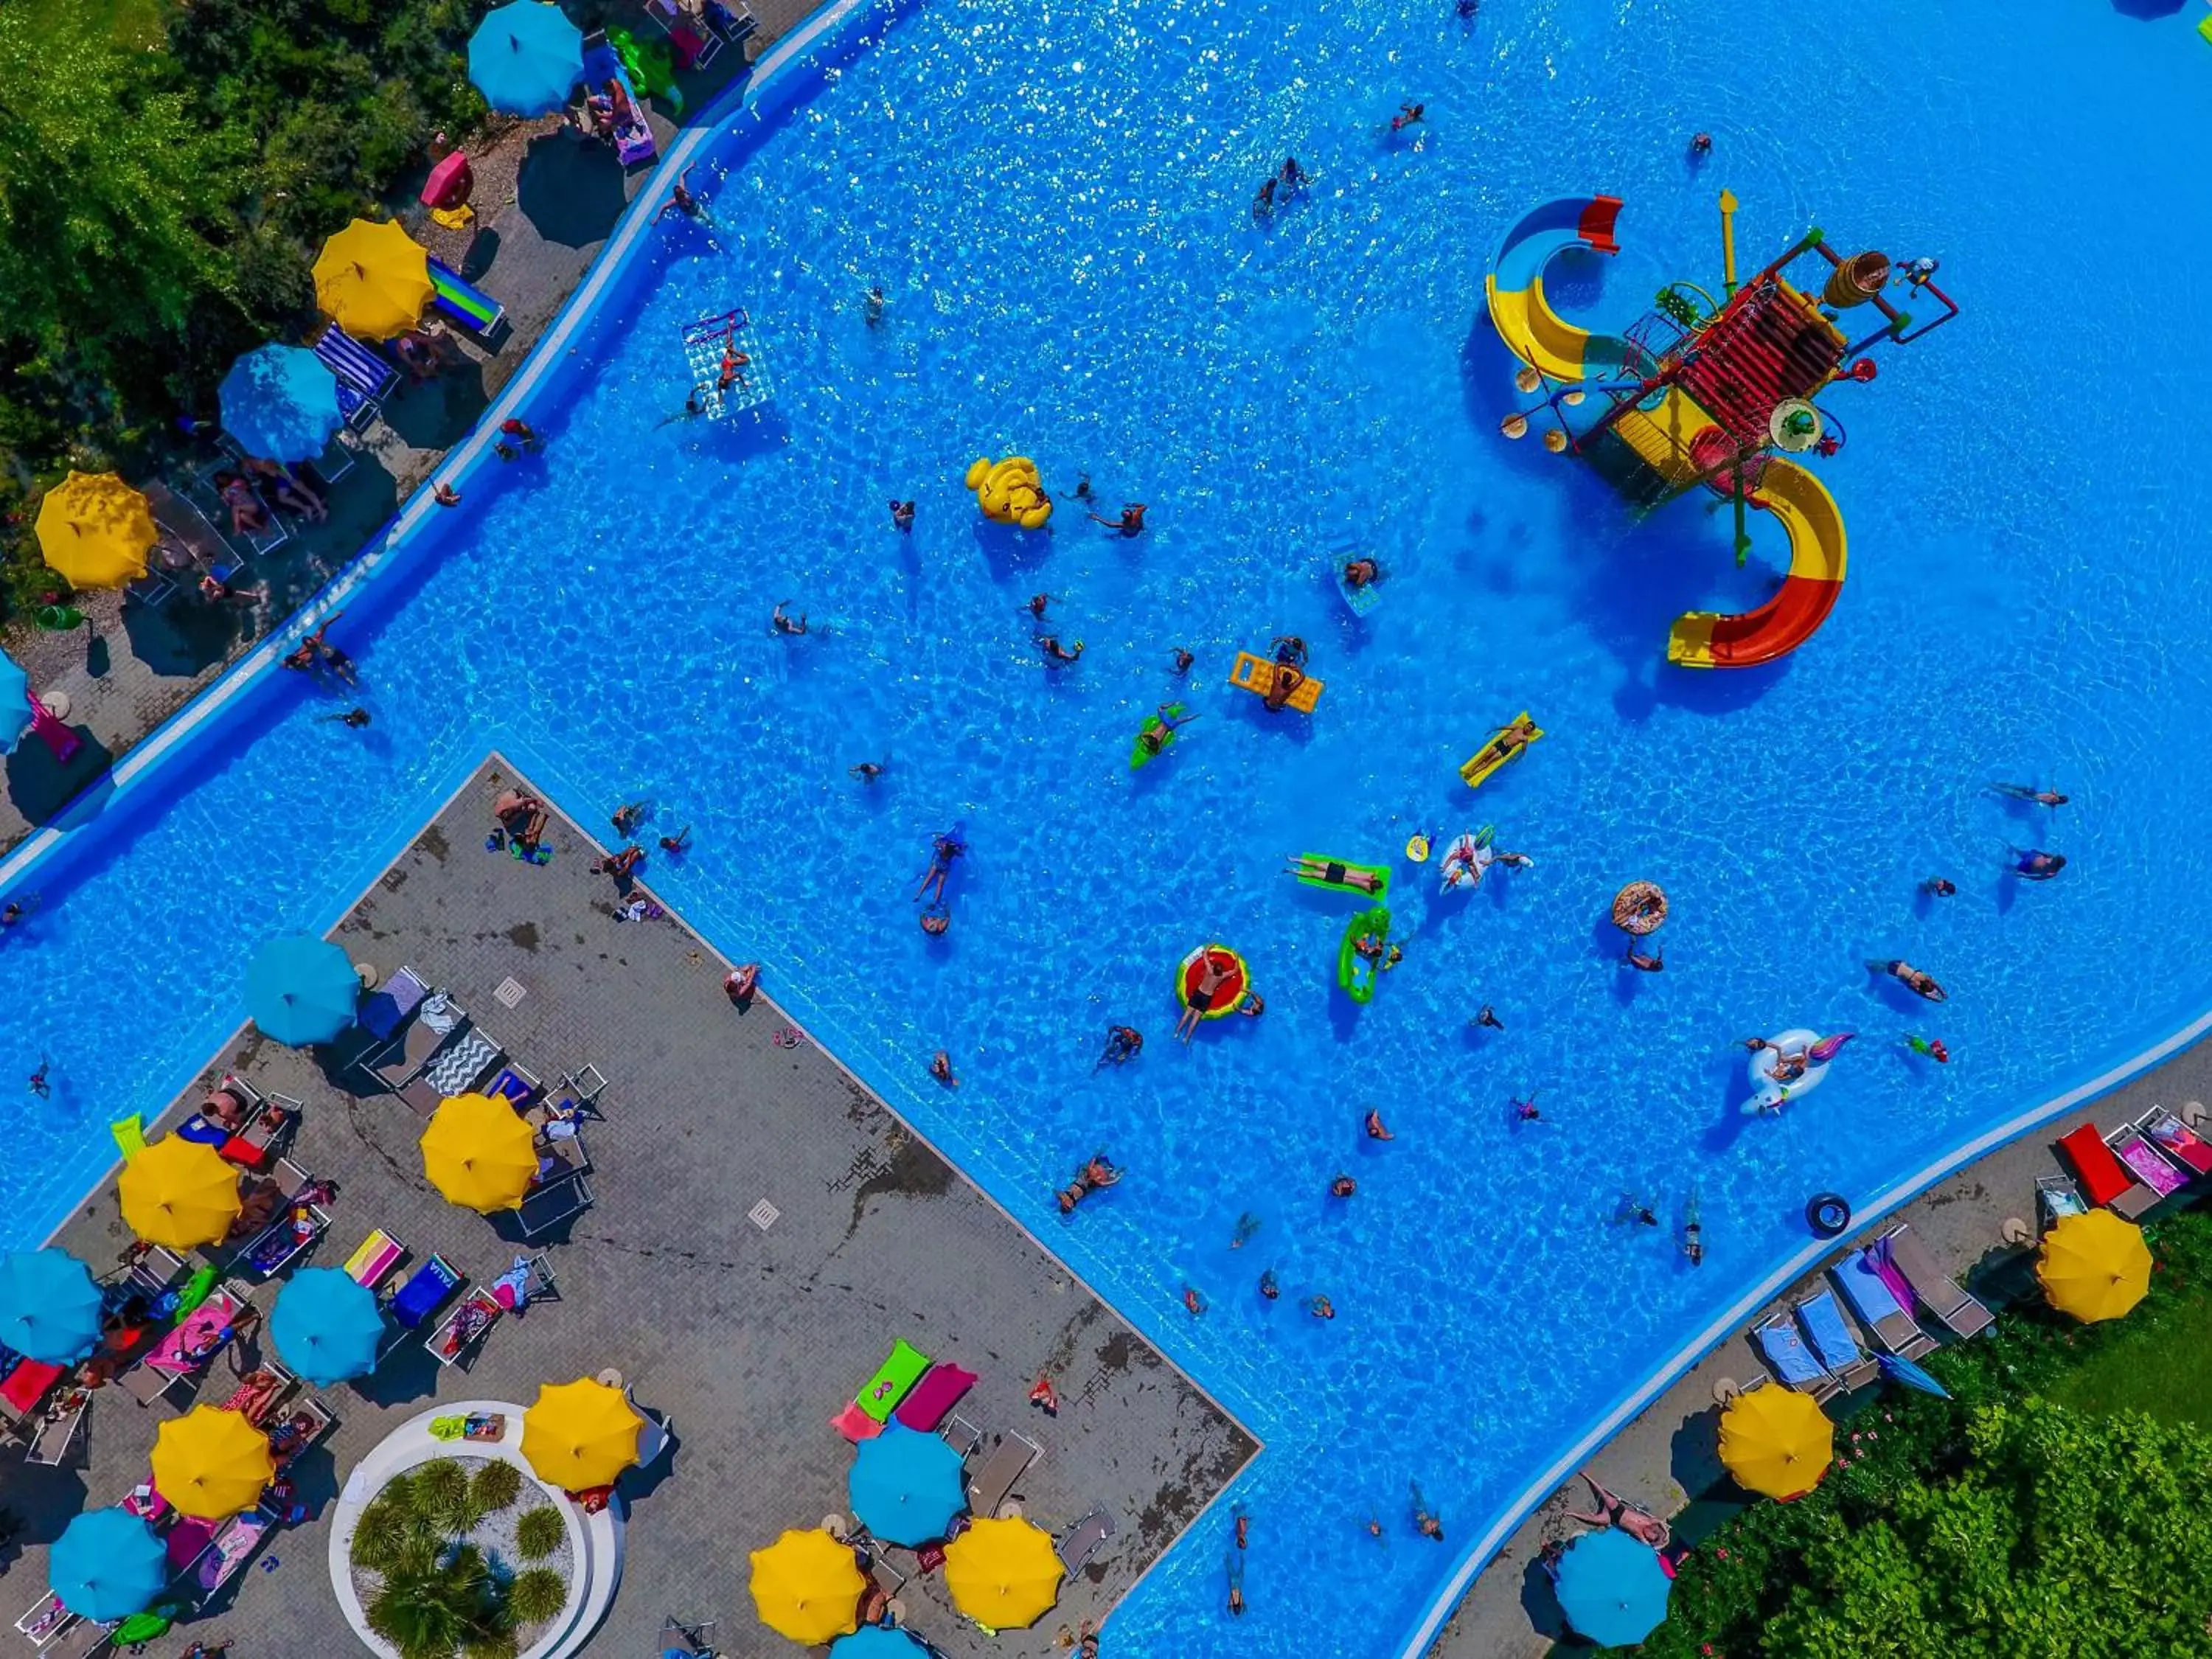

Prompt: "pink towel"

[830,1401,883,1443]
[894,1363,978,1431]
[147,1296,236,1376]
[2117,1134,2187,1197]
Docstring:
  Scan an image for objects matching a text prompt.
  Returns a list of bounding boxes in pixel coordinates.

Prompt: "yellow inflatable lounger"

[965,456,1052,529]
[1460,712,1544,788]
[1229,652,1324,713]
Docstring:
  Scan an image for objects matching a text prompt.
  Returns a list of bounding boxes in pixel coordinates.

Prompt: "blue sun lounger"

[1832,1249,1936,1360]
[1795,1287,1879,1392]
[1754,1313,1838,1403]
[427,257,507,338]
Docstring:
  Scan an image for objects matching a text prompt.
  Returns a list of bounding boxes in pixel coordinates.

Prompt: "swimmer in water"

[1623,939,1664,973]
[1689,131,1713,156]
[1329,1175,1357,1198]
[919,902,950,937]
[1993,783,2068,808]
[1411,1482,1442,1540]
[1231,1211,1262,1248]
[27,1056,51,1099]
[322,708,372,728]
[1183,1287,1208,1317]
[1472,1005,1505,1030]
[1239,991,1265,1018]
[1099,1025,1145,1068]
[1038,635,1085,665]
[1280,156,1309,189]
[1027,592,1051,619]
[1234,1506,1250,1549]
[1905,1033,1952,1063]
[1467,713,1540,774]
[1271,635,1309,669]
[1364,1109,1394,1141]
[1226,1550,1245,1617]
[1616,1192,1660,1228]
[656,163,706,220]
[2011,848,2066,880]
[1390,102,1425,132]
[658,827,691,855]
[612,802,647,837]
[889,499,916,533]
[1877,959,1948,1002]
[1072,474,1095,503]
[1343,556,1380,589]
[1381,943,1403,971]
[863,285,886,324]
[1253,177,1276,220]
[849,759,886,783]
[1171,647,1194,675]
[771,601,807,636]
[1922,877,1957,897]
[1088,502,1148,537]
[929,1050,957,1088]
[1901,256,1941,288]
[1258,1268,1279,1301]
[1307,1295,1335,1320]
[1512,1093,1541,1124]
[915,831,965,905]
[1682,1190,1704,1267]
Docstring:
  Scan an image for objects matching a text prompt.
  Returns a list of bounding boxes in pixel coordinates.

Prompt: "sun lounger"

[426,256,507,337]
[380,1254,462,1357]
[896,1363,979,1432]
[940,1411,984,1457]
[0,1357,66,1430]
[24,1387,88,1466]
[2140,1107,2212,1177]
[1754,1314,1839,1402]
[313,324,397,428]
[2054,1123,2158,1220]
[1795,1288,1880,1392]
[1832,1250,1936,1359]
[122,1481,171,1525]
[187,461,288,557]
[400,1025,504,1116]
[180,1504,275,1604]
[427,1288,502,1368]
[1879,1225,1994,1340]
[359,967,429,1043]
[486,1253,554,1313]
[2036,1175,2087,1231]
[118,1244,187,1301]
[216,1361,295,1428]
[643,0,722,67]
[238,1200,331,1279]
[1057,1505,1118,1573]
[344,1228,407,1291]
[13,1591,76,1649]
[966,1430,1041,1518]
[2110,1126,2191,1199]
[122,1287,247,1406]
[359,987,463,1087]
[268,1394,335,1467]
[658,1618,717,1659]
[516,1170,593,1239]
[558,1063,609,1111]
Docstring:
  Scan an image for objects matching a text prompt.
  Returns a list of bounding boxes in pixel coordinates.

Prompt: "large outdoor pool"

[8,1,2212,1652]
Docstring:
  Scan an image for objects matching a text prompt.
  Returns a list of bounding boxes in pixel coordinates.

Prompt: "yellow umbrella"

[942,1515,1065,1630]
[521,1377,644,1490]
[35,471,154,589]
[748,1528,863,1646]
[312,218,433,341]
[150,1405,274,1520]
[1719,1385,1833,1500]
[420,1092,538,1213]
[116,1137,240,1251]
[2038,1208,2153,1324]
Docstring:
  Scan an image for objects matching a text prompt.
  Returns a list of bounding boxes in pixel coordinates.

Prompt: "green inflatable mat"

[1293,855,1390,902]
[1338,905,1391,1005]
[855,1338,932,1422]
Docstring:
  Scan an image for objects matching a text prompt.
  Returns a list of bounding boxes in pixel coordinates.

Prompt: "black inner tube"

[1806,1192,1853,1237]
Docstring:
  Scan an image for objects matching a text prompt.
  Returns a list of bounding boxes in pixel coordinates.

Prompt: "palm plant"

[414,1458,487,1534]
[507,1567,566,1627]
[364,1543,512,1659]
[470,1461,524,1516]
[514,1506,565,1562]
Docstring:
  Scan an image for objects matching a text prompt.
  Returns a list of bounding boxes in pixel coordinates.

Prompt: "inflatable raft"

[1742,1028,1854,1116]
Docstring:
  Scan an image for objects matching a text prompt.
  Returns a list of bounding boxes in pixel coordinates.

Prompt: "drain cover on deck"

[748,1199,779,1231]
[493,976,526,1008]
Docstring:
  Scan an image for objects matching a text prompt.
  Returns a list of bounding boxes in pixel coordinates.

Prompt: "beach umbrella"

[2038,1208,2153,1324]
[245,933,359,1046]
[270,1267,383,1385]
[942,1515,1064,1630]
[313,218,433,341]
[0,1247,102,1363]
[521,1377,644,1491]
[49,1508,166,1621]
[35,470,154,589]
[117,1136,240,1251]
[150,1405,275,1521]
[0,650,29,755]
[748,1528,863,1646]
[1552,1527,1672,1648]
[1876,1352,1951,1398]
[218,344,343,464]
[848,1422,966,1546]
[830,1630,927,1658]
[1718,1385,1833,1500]
[420,1092,539,1213]
[469,1,585,116]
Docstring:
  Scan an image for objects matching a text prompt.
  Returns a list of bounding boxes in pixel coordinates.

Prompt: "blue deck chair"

[1832,1250,1935,1360]
[1753,1313,1838,1402]
[1796,1288,1879,1392]
[379,1253,463,1363]
[313,326,398,429]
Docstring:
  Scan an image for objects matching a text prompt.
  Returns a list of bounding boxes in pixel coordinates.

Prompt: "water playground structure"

[1486,192,1958,667]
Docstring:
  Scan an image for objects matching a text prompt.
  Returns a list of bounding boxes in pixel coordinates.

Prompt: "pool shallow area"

[10,1,2212,1653]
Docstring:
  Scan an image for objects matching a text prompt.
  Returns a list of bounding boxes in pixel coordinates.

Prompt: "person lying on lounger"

[1565,1472,1670,1549]
[1284,855,1382,894]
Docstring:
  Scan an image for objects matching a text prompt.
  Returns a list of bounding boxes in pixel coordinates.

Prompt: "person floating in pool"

[1622,938,1663,973]
[1171,647,1194,675]
[1688,131,1712,159]
[1615,1192,1660,1228]
[1878,959,1948,1002]
[1390,102,1425,133]
[1410,1481,1443,1540]
[2011,847,2066,881]
[1252,177,1276,220]
[1364,1109,1394,1141]
[1905,1033,1951,1064]
[1265,659,1307,712]
[1742,1035,1807,1084]
[27,1055,50,1099]
[1258,1268,1279,1301]
[771,601,807,636]
[849,759,886,783]
[1099,1025,1145,1067]
[1038,635,1085,666]
[1307,1295,1335,1320]
[321,708,372,729]
[1921,876,1957,897]
[1284,856,1384,894]
[889,499,915,533]
[915,832,965,905]
[1234,1506,1250,1550]
[1176,953,1238,1042]
[1136,703,1200,757]
[1343,555,1381,589]
[1511,1092,1541,1124]
[1088,502,1148,537]
[863,285,886,325]
[1993,782,2067,808]
[930,1050,959,1088]
[1329,1175,1357,1199]
[717,338,750,392]
[1468,714,1540,776]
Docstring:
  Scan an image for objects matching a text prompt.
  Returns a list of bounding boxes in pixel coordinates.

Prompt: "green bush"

[470,1460,524,1517]
[365,1543,512,1659]
[514,1506,565,1562]
[506,1567,566,1627]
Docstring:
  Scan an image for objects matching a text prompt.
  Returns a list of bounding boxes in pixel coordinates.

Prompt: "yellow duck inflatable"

[965,456,1052,529]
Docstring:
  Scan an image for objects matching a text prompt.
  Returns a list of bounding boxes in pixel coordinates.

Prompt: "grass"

[19,0,164,48]
[2045,1287,2212,1429]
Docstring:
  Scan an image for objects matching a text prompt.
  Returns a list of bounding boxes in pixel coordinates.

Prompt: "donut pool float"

[1611,880,1667,936]
[1176,944,1248,1020]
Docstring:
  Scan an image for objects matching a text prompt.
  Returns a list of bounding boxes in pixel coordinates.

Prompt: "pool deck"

[1429,1049,2212,1658]
[8,757,1253,1655]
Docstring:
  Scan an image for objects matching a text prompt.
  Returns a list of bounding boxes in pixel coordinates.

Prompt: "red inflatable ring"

[1176,945,1249,1021]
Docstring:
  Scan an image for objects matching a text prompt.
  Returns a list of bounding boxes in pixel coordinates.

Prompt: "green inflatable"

[1129,703,1187,771]
[609,27,684,112]
[1338,905,1391,1004]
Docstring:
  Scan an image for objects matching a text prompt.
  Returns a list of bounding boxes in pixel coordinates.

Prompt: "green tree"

[365,1542,513,1659]
[470,1460,524,1516]
[514,1506,565,1562]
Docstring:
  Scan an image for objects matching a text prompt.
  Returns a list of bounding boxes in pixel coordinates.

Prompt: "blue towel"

[391,1257,459,1327]
[1797,1290,1864,1374]
[1756,1318,1830,1389]
[1834,1249,1909,1325]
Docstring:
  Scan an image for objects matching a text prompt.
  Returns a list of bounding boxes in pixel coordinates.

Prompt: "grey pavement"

[1430,1048,2212,1658]
[0,0,815,858]
[7,756,1253,1658]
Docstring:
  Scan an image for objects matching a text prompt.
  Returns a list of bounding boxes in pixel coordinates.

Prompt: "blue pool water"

[10,1,2212,1652]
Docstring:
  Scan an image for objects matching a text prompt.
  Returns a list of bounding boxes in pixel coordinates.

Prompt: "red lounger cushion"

[2056,1124,2133,1208]
[0,1360,61,1414]
[895,1363,978,1431]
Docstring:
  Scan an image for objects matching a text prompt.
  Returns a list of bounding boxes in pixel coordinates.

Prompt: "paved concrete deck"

[6,757,1252,1657]
[0,0,818,858]
[1429,1049,2212,1658]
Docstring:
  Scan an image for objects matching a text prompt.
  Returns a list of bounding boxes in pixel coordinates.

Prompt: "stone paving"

[0,0,815,857]
[1430,1052,2212,1658]
[5,757,1253,1658]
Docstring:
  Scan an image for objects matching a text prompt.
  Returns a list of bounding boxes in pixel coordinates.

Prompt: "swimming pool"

[10,1,2212,1652]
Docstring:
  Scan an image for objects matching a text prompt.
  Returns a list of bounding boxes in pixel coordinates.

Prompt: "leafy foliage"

[364,1542,512,1659]
[470,1459,524,1516]
[506,1566,567,1626]
[352,1472,442,1575]
[513,1505,566,1562]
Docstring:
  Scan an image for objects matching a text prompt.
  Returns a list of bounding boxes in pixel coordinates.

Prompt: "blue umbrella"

[848,1422,967,1547]
[271,1267,383,1385]
[0,1248,102,1363]
[50,1508,166,1621]
[830,1630,927,1658]
[217,344,343,464]
[0,650,28,756]
[1552,1527,1671,1649]
[246,933,359,1046]
[1878,1352,1952,1398]
[469,1,585,116]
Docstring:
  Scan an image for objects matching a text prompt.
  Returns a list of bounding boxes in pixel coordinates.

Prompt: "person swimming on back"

[2011,848,2066,880]
[1994,783,2067,807]
[771,601,807,636]
[1470,714,1540,773]
[1880,959,1948,1001]
[1623,939,1663,973]
[915,832,965,905]
[1137,704,1200,755]
[1088,502,1148,536]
